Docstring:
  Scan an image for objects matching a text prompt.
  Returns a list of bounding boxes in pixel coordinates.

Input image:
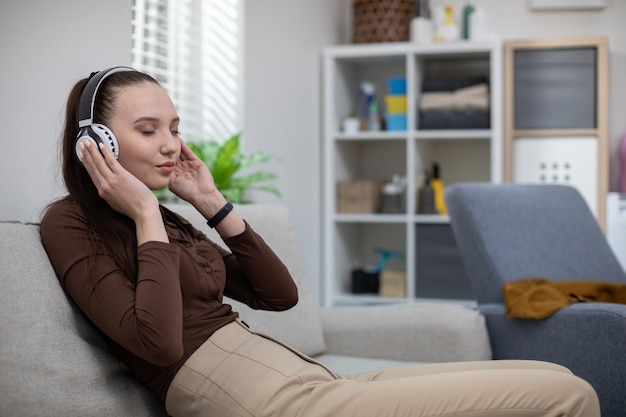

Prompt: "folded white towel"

[419,83,489,112]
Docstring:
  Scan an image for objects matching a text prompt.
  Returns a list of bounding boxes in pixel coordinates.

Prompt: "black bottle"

[417,170,437,214]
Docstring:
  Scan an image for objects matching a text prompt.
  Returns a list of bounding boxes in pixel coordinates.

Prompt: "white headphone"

[75,66,136,163]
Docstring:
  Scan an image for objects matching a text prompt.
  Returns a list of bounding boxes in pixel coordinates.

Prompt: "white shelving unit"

[322,40,503,307]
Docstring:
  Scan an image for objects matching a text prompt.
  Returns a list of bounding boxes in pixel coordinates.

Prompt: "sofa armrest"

[318,304,491,363]
[481,302,626,417]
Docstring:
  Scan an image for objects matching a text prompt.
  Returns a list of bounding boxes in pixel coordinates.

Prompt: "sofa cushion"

[319,304,492,363]
[166,204,327,357]
[316,354,421,376]
[0,222,167,417]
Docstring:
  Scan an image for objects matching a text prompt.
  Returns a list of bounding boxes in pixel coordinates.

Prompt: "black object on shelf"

[419,110,489,129]
[417,170,437,214]
[352,268,380,294]
[421,76,488,92]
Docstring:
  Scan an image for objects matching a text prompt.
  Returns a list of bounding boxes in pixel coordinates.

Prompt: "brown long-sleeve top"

[40,199,298,404]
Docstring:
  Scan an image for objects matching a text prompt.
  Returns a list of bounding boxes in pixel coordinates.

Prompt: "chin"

[152,185,170,193]
[148,180,171,191]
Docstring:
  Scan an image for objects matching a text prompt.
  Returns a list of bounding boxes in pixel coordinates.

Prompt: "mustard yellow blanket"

[503,278,626,319]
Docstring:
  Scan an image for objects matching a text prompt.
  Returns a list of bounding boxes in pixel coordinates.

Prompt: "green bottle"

[462,0,475,40]
[368,99,380,131]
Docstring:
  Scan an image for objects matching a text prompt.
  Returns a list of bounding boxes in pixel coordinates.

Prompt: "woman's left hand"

[169,138,245,236]
[168,138,218,204]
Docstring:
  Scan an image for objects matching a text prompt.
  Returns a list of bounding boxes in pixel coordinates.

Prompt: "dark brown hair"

[61,70,160,280]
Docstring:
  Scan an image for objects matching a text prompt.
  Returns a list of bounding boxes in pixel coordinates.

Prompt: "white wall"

[0,0,131,221]
[243,0,347,301]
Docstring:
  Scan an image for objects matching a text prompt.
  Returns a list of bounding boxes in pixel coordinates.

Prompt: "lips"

[157,161,176,174]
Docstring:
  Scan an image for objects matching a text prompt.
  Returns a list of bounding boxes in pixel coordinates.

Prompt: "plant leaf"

[221,187,244,203]
[228,171,277,188]
[212,134,242,188]
[239,151,276,169]
[187,140,220,170]
[185,132,280,204]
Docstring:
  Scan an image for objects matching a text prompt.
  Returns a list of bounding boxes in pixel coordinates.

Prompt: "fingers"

[98,142,122,175]
[81,141,117,168]
[178,138,198,161]
[79,140,118,188]
[79,140,104,181]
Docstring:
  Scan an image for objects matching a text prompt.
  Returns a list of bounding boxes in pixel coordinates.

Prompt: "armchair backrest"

[445,183,626,304]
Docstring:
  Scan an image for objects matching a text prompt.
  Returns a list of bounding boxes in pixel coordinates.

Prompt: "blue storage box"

[386,114,407,131]
[388,77,407,95]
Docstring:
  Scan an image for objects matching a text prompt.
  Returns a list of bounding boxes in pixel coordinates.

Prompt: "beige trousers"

[165,320,599,417]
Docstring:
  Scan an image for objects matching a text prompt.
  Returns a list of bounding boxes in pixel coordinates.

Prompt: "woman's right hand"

[79,140,168,245]
[79,140,160,225]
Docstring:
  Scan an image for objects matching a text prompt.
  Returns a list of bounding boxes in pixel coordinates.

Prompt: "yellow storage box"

[385,95,407,113]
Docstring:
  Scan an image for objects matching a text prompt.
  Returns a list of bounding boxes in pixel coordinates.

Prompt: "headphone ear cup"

[75,125,119,164]
[91,124,120,159]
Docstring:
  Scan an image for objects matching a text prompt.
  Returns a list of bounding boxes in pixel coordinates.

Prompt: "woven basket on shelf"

[352,0,415,44]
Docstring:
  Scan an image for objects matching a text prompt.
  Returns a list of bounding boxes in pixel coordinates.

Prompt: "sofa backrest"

[165,203,326,356]
[0,221,167,417]
[0,204,325,417]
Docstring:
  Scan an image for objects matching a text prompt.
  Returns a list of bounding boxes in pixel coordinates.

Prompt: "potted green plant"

[155,132,280,204]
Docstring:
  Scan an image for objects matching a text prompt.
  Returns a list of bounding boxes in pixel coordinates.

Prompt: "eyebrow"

[133,116,180,124]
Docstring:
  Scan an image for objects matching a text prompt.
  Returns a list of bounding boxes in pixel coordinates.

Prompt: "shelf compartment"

[329,52,407,134]
[414,52,492,131]
[334,140,407,183]
[332,222,407,301]
[414,139,491,187]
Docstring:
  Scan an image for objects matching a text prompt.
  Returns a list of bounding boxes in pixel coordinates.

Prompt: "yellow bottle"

[436,5,460,43]
[431,163,447,215]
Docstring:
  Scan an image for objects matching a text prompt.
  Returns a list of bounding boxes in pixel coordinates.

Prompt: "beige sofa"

[0,203,491,416]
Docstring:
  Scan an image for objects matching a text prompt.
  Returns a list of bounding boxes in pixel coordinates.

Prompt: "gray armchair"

[445,183,626,417]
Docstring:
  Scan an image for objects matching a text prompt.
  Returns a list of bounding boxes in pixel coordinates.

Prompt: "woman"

[41,67,600,417]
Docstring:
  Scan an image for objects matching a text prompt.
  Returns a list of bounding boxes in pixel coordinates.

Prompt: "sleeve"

[199,221,299,311]
[40,201,184,366]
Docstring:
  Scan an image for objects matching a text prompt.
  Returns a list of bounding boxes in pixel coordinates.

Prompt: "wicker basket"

[352,0,416,44]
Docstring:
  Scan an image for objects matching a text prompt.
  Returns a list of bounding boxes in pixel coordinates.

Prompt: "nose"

[160,131,180,156]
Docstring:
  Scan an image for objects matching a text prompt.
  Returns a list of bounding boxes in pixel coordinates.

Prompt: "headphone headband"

[78,66,136,128]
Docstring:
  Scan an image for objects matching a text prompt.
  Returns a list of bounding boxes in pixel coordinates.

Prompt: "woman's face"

[108,81,181,190]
